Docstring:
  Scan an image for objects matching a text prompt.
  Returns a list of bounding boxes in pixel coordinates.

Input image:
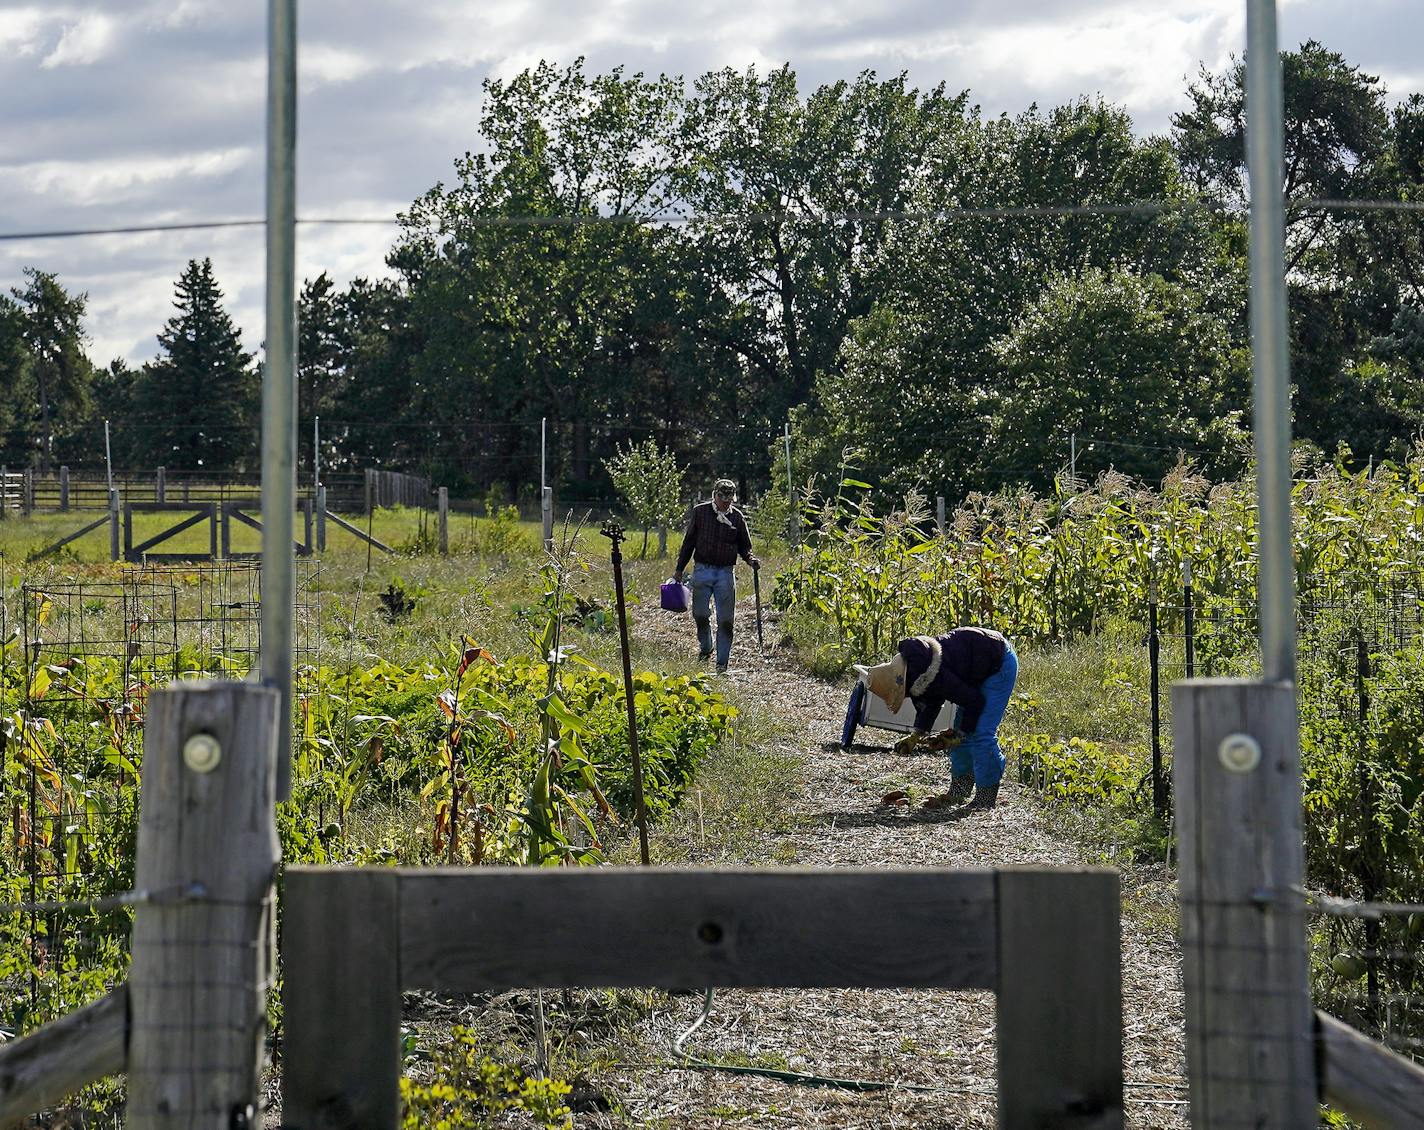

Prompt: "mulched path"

[586,594,1190,1128]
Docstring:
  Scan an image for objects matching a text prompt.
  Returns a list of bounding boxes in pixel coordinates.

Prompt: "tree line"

[2,42,1421,503]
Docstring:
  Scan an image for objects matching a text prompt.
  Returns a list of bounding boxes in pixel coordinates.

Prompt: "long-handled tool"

[752,562,765,652]
[601,520,651,865]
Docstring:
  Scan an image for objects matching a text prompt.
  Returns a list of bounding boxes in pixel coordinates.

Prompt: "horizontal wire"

[0,882,203,916]
[0,883,273,916]
[0,196,1419,243]
[1306,891,1424,919]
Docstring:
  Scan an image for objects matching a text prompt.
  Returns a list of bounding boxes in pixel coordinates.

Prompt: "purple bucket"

[660,580,692,612]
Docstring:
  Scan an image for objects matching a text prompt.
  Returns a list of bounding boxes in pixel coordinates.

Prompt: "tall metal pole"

[783,423,797,543]
[1247,0,1296,683]
[541,416,546,496]
[313,415,320,491]
[104,420,113,492]
[262,0,297,799]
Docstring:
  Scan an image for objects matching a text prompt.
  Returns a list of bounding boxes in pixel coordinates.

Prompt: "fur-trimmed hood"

[898,635,942,697]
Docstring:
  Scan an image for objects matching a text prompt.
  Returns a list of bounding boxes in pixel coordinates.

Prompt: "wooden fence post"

[302,496,314,556]
[936,495,946,538]
[22,469,33,516]
[108,489,120,562]
[284,869,400,1130]
[997,868,1122,1128]
[127,681,282,1130]
[156,465,166,504]
[59,465,69,512]
[316,485,327,552]
[1173,679,1315,1126]
[0,466,7,520]
[438,487,449,555]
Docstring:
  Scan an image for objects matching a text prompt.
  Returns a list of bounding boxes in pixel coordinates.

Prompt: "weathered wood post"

[155,465,166,504]
[437,486,448,555]
[0,466,7,520]
[127,681,282,1130]
[1173,679,1315,1126]
[936,495,946,538]
[284,869,400,1130]
[997,868,1122,1127]
[316,485,327,552]
[59,465,69,512]
[22,469,33,516]
[108,489,120,562]
[301,496,314,556]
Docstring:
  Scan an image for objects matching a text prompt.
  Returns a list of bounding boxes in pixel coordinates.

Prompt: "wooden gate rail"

[282,865,1123,1129]
[220,499,313,559]
[124,501,218,562]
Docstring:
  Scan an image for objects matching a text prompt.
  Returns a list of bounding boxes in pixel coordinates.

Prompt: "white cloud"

[0,148,254,208]
[41,14,116,68]
[301,44,378,89]
[0,7,50,56]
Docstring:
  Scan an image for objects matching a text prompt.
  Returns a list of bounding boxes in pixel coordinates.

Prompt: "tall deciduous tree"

[789,97,1216,496]
[986,268,1247,482]
[133,259,256,473]
[393,60,703,495]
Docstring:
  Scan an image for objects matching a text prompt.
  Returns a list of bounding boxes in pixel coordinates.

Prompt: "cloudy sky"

[0,0,1419,366]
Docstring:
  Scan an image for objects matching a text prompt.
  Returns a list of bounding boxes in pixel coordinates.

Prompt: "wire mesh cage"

[0,560,320,1030]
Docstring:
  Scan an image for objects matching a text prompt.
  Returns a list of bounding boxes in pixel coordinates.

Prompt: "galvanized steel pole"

[1246,0,1296,682]
[262,0,297,798]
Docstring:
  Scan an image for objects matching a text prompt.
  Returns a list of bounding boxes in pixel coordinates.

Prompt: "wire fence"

[1125,567,1424,1063]
[0,562,318,1034]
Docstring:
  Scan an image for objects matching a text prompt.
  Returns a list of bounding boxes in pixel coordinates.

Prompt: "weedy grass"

[613,699,801,866]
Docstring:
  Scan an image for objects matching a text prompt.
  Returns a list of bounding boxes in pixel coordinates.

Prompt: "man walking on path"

[674,478,759,673]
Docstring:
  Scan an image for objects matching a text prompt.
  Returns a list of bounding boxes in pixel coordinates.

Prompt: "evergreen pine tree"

[135,259,257,473]
[10,270,94,471]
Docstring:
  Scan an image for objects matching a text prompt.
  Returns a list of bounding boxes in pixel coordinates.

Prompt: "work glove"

[749,558,761,571]
[893,730,927,756]
[924,728,965,752]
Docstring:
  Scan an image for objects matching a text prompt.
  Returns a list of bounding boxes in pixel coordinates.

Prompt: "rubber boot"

[945,774,974,804]
[968,784,1000,810]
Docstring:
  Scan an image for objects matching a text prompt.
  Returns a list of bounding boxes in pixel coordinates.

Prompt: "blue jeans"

[949,647,1018,787]
[691,563,736,665]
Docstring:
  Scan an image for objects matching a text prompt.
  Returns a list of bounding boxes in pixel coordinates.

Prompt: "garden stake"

[753,563,765,652]
[602,520,651,865]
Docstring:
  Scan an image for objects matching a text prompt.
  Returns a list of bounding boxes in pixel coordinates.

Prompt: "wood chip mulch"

[586,595,1189,1129]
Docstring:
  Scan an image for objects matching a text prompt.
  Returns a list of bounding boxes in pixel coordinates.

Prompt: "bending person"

[864,627,1018,809]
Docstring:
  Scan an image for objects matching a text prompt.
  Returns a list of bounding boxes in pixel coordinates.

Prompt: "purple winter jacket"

[899,627,1009,734]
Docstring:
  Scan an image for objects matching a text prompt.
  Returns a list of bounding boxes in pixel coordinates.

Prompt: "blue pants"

[691,563,736,665]
[950,648,1018,787]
